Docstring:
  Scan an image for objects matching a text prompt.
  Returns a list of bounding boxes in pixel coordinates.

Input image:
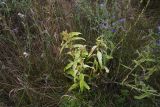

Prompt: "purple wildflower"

[111,29,116,33]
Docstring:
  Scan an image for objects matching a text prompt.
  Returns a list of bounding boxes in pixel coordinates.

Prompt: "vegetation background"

[0,0,160,107]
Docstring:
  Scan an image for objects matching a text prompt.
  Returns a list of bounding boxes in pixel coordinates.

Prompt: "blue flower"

[111,29,116,33]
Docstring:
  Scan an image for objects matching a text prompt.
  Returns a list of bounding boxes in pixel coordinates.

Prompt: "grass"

[0,0,69,106]
[0,0,160,107]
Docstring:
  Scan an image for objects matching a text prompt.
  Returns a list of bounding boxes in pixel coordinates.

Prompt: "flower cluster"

[99,18,126,33]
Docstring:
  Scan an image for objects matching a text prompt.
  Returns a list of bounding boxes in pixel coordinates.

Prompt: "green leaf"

[80,80,84,92]
[74,50,81,59]
[94,59,99,71]
[83,64,90,68]
[79,74,85,92]
[105,54,113,60]
[68,83,78,91]
[121,64,132,70]
[81,49,88,57]
[67,70,75,77]
[79,74,84,81]
[83,81,90,90]
[97,51,103,68]
[145,59,156,62]
[103,54,113,65]
[80,79,90,92]
[73,44,84,48]
[73,60,78,69]
[134,93,150,100]
[64,62,74,71]
[69,32,81,36]
[70,37,85,41]
[88,46,97,57]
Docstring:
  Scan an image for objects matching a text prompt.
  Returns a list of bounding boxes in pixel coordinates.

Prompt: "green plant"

[60,31,113,92]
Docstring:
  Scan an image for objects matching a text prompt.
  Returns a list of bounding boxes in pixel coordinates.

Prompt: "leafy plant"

[121,44,160,100]
[60,31,113,92]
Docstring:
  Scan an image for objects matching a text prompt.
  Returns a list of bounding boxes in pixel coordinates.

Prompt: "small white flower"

[23,52,30,58]
[18,12,25,18]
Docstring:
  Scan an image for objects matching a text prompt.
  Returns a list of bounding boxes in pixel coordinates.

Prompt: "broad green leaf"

[97,51,103,68]
[67,70,75,77]
[80,80,90,92]
[64,62,74,71]
[79,74,84,81]
[80,80,84,92]
[68,83,78,91]
[83,81,90,90]
[88,46,97,58]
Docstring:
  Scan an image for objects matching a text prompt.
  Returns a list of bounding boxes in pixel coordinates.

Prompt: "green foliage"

[1,0,160,106]
[61,31,113,92]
